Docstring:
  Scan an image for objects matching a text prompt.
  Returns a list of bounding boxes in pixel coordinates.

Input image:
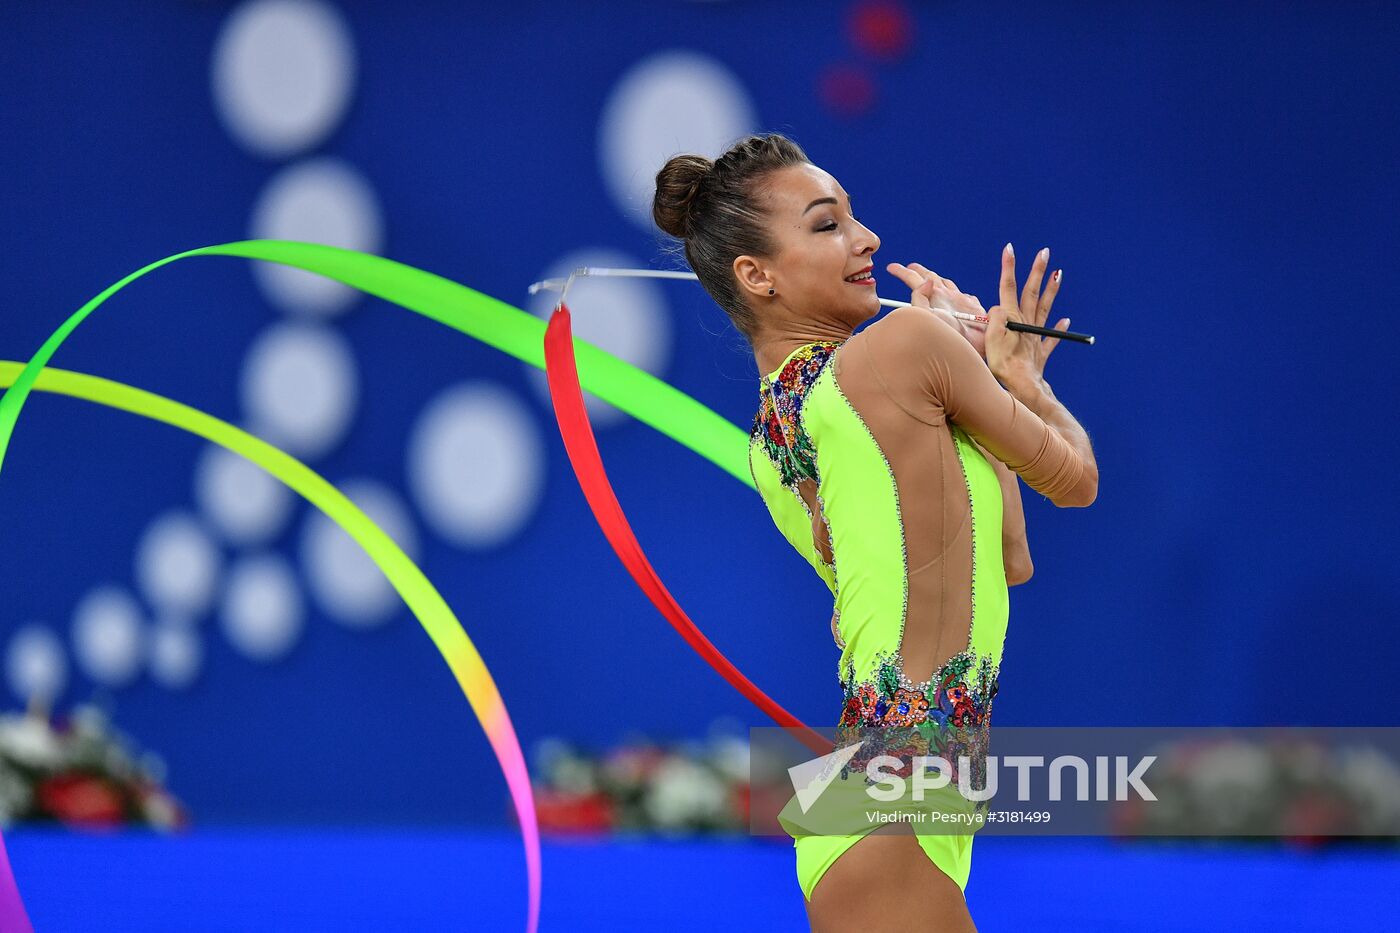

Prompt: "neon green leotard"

[747,306,1088,902]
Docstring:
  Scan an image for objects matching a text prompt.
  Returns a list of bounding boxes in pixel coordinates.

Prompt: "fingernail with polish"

[1005,242,1014,256]
[1038,247,1049,262]
[1054,269,1062,282]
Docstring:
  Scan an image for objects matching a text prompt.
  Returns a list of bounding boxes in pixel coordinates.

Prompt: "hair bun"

[652,154,714,238]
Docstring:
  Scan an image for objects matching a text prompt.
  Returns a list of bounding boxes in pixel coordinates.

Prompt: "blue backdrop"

[1,1,1396,827]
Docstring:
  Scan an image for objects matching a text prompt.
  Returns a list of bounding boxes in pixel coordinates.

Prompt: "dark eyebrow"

[802,194,853,216]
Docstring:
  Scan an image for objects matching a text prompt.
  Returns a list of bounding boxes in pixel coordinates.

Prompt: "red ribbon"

[544,304,828,755]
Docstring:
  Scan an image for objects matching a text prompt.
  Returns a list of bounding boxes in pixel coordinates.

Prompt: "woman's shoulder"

[866,304,958,341]
[843,306,972,424]
[853,305,961,366]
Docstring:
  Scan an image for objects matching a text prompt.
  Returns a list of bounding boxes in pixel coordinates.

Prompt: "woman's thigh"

[804,825,977,933]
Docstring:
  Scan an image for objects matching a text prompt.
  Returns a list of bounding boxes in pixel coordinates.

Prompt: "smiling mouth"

[844,269,874,284]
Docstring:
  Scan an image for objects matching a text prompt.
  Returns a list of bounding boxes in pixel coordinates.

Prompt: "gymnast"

[651,133,1098,931]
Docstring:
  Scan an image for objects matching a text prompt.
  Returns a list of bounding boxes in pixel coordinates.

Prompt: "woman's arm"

[890,306,1096,506]
[871,256,1097,507]
[972,436,1033,584]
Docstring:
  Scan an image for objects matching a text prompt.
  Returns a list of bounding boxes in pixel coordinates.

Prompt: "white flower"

[643,758,728,829]
[140,790,180,830]
[708,736,750,784]
[0,714,65,770]
[1187,741,1273,828]
[1189,742,1272,794]
[1338,746,1400,831]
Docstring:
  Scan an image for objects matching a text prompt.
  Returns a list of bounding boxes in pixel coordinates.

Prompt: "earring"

[767,287,775,295]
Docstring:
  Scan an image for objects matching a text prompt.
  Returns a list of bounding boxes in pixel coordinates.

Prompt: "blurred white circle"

[599,50,757,227]
[135,511,222,619]
[526,248,672,427]
[248,158,383,317]
[5,624,67,705]
[149,621,203,690]
[241,321,358,460]
[407,383,545,548]
[71,586,146,687]
[221,553,305,661]
[194,444,295,546]
[644,757,730,827]
[300,478,417,627]
[211,0,356,158]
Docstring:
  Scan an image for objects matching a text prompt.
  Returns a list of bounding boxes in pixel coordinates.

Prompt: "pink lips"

[845,266,875,286]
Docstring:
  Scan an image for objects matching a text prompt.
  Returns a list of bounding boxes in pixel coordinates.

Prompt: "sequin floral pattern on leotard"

[751,341,844,488]
[835,647,1000,790]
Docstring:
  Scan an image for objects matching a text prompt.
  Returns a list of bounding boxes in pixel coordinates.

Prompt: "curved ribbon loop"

[0,361,540,932]
[543,304,828,756]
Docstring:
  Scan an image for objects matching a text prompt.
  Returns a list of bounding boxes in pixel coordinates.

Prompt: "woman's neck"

[752,324,854,378]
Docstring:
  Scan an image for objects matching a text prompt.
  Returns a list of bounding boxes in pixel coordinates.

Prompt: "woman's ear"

[733,255,774,300]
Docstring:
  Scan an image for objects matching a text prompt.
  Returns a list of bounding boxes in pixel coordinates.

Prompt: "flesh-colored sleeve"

[749,439,838,596]
[863,307,1086,504]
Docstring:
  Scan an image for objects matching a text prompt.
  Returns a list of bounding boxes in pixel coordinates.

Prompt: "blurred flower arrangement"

[531,725,1400,846]
[530,722,764,835]
[1111,732,1400,847]
[0,702,188,832]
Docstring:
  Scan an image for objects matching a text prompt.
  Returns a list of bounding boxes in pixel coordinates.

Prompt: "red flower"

[1283,793,1347,848]
[36,772,125,829]
[841,696,863,726]
[766,416,785,446]
[535,790,614,834]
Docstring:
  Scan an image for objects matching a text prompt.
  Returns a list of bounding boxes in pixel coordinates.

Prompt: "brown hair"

[651,133,810,341]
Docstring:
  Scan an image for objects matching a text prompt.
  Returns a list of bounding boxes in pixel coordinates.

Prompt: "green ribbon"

[0,241,752,486]
[0,240,765,931]
[0,360,541,931]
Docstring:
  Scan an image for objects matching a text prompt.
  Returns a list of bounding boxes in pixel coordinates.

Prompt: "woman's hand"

[885,262,989,359]
[985,244,1069,387]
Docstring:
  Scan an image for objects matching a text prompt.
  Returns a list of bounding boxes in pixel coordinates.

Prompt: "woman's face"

[733,162,882,327]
